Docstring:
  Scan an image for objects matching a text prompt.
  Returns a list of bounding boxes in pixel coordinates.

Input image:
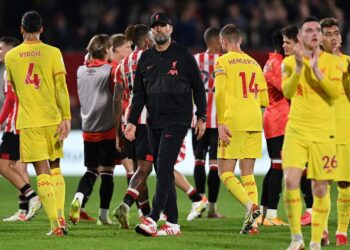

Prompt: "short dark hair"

[281,25,298,43]
[21,11,43,33]
[110,34,127,52]
[86,34,111,60]
[0,36,20,48]
[298,16,319,30]
[320,17,339,29]
[204,27,220,44]
[220,24,242,43]
[124,24,149,47]
[271,29,283,54]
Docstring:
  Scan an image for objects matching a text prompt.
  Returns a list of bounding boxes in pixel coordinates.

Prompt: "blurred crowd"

[0,0,349,129]
[0,0,349,52]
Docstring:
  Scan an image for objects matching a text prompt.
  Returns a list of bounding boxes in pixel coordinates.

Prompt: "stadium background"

[0,0,349,175]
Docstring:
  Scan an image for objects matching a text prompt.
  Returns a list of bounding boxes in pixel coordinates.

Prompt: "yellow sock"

[241,175,258,205]
[50,168,66,219]
[220,172,251,209]
[311,190,331,243]
[283,188,302,235]
[337,186,350,235]
[37,174,59,229]
[324,185,331,232]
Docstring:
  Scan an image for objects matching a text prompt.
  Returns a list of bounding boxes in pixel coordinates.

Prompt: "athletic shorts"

[0,132,20,161]
[282,135,337,180]
[217,131,262,159]
[20,125,63,162]
[121,137,136,161]
[334,144,350,182]
[84,139,115,168]
[192,128,218,160]
[135,124,153,162]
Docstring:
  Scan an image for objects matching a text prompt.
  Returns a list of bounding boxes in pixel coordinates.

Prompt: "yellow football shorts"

[282,135,337,180]
[217,131,262,159]
[20,125,63,162]
[334,144,350,182]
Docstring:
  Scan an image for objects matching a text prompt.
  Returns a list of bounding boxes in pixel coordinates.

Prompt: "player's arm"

[127,55,145,126]
[282,58,301,99]
[311,53,341,100]
[264,59,282,91]
[214,58,226,125]
[53,50,71,120]
[258,69,269,107]
[113,66,124,150]
[0,72,16,125]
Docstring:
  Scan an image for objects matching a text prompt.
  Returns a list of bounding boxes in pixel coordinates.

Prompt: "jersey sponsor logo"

[167,61,178,75]
[87,68,96,75]
[19,51,41,57]
[214,68,225,77]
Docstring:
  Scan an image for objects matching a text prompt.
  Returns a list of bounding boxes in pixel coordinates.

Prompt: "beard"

[155,32,169,45]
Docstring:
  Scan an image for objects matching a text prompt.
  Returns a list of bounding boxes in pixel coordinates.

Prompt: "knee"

[338,181,350,189]
[49,158,60,169]
[284,175,299,190]
[312,182,328,197]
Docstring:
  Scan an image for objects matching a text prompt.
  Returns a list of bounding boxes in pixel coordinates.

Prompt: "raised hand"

[293,42,304,71]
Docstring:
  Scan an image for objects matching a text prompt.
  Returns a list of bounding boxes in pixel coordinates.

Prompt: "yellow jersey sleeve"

[258,70,268,107]
[282,56,301,99]
[335,54,350,144]
[52,49,71,120]
[214,57,227,124]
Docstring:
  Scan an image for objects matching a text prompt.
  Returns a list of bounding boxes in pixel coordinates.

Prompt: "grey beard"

[155,35,169,45]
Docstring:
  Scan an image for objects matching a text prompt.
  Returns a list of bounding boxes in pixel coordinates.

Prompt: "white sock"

[73,192,84,206]
[266,209,277,219]
[99,208,109,220]
[292,233,303,242]
[306,208,312,214]
[166,221,180,228]
[208,202,216,213]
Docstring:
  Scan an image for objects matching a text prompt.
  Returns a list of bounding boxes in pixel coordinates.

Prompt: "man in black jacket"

[124,12,207,236]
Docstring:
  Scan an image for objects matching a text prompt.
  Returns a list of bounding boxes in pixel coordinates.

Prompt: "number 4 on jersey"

[25,63,41,89]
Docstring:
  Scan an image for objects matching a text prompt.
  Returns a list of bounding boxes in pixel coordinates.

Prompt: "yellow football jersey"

[5,41,71,129]
[214,51,268,131]
[282,51,342,142]
[335,53,350,144]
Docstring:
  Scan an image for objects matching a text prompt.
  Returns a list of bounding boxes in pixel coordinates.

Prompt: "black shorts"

[120,136,136,161]
[135,124,153,162]
[0,132,20,161]
[192,128,218,160]
[84,139,115,168]
[266,135,284,159]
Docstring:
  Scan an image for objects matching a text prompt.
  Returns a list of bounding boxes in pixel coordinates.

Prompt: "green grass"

[0,176,346,249]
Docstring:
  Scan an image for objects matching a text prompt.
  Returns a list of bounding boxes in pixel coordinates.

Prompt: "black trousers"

[148,126,188,224]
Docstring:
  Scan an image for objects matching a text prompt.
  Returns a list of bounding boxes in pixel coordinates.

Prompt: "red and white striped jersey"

[176,141,186,164]
[193,52,221,128]
[115,48,147,125]
[0,71,19,134]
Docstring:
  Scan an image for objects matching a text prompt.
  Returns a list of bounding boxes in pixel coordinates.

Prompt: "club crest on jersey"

[167,61,178,75]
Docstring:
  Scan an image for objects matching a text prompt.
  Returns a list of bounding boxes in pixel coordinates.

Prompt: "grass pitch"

[0,175,346,249]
